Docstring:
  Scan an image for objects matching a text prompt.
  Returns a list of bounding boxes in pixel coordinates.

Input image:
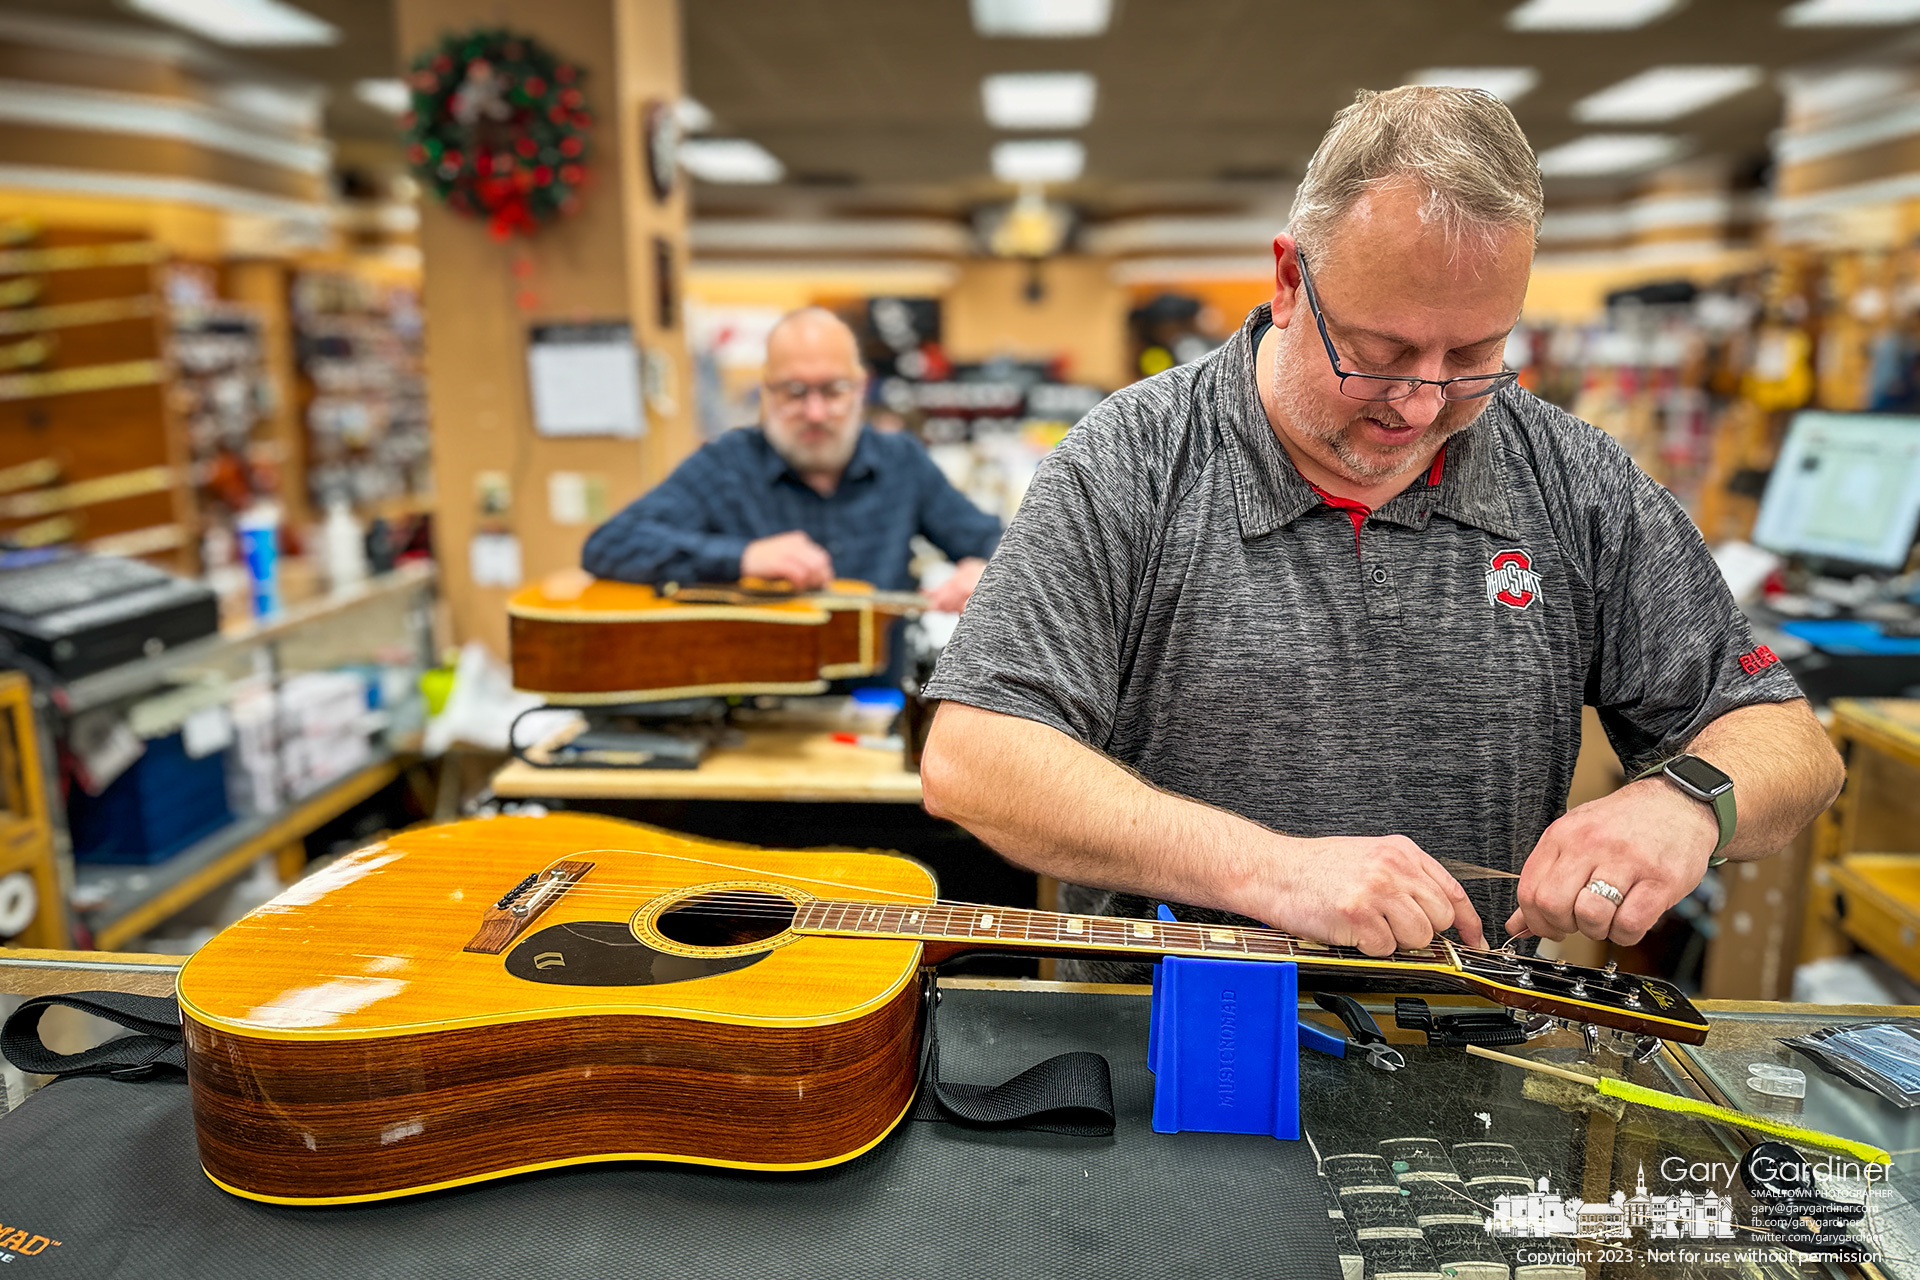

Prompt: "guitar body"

[508,575,915,704]
[177,814,932,1203]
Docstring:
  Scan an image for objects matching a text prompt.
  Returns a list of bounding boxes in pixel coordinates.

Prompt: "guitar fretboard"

[792,900,1456,970]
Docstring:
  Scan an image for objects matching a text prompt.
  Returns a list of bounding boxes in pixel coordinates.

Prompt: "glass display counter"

[0,955,1913,1279]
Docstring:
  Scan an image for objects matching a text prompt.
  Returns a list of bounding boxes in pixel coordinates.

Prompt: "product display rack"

[35,564,437,952]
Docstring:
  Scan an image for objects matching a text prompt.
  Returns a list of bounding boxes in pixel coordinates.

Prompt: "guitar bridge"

[464,860,594,954]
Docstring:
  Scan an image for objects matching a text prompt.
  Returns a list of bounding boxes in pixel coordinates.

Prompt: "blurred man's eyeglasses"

[766,379,859,410]
[1295,252,1518,404]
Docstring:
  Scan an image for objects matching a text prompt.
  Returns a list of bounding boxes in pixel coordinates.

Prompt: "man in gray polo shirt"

[920,86,1844,974]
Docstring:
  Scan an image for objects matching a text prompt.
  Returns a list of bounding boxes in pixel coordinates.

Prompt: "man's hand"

[1258,833,1487,957]
[740,531,833,590]
[924,556,988,612]
[1504,779,1717,946]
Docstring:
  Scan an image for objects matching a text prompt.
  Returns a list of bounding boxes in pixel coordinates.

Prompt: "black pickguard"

[504,920,769,986]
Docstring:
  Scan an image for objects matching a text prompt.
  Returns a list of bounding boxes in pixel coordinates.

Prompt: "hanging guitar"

[508,572,924,704]
[176,813,1708,1204]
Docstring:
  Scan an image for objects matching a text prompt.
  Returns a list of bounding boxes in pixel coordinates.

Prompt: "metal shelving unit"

[31,563,438,951]
[55,562,435,716]
[73,750,407,951]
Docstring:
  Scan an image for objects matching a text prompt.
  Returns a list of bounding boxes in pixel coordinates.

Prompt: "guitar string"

[500,885,1547,964]
[486,885,1579,965]
[478,887,1613,971]
[491,885,1457,963]
[507,877,1453,959]
[467,847,1637,969]
[477,895,1662,1002]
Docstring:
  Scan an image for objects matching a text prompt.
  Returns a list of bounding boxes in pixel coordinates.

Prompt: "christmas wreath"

[402,28,593,239]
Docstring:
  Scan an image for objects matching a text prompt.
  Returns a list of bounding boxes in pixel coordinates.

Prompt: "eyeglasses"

[766,379,859,410]
[1295,252,1518,404]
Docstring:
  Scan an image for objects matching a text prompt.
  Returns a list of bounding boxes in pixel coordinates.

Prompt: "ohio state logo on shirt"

[1486,548,1543,610]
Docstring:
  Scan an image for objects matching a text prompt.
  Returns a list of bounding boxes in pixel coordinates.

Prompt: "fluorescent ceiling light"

[1573,65,1763,122]
[1536,133,1683,175]
[982,72,1097,129]
[1782,0,1920,23]
[1409,67,1540,102]
[217,82,324,131]
[679,138,785,184]
[992,138,1085,183]
[1506,0,1681,30]
[971,0,1112,38]
[676,97,715,133]
[354,79,409,115]
[124,0,338,45]
[1778,66,1909,114]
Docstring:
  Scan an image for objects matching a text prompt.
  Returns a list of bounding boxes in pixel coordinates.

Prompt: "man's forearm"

[1684,699,1844,859]
[919,701,1270,916]
[582,515,746,584]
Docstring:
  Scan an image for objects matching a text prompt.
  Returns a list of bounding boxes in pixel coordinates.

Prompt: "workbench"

[1,948,1913,1280]
[489,728,921,804]
[1802,698,1920,984]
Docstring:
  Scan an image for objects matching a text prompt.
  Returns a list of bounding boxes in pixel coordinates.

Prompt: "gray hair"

[1288,86,1543,260]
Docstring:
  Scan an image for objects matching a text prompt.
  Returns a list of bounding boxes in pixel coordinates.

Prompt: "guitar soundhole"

[655,890,796,950]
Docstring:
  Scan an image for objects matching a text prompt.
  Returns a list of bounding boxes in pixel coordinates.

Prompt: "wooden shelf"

[1802,698,1920,973]
[73,752,410,951]
[1829,853,1920,984]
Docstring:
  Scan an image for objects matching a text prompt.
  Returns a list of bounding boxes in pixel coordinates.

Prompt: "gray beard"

[1268,325,1476,484]
[768,421,861,479]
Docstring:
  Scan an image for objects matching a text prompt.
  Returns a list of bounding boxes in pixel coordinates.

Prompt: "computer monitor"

[1751,411,1920,572]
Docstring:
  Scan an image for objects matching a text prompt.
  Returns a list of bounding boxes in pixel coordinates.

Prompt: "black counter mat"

[0,986,1338,1280]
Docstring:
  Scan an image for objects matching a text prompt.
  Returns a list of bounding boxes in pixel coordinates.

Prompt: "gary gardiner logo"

[1484,1160,1882,1268]
[0,1219,61,1263]
[1486,549,1542,611]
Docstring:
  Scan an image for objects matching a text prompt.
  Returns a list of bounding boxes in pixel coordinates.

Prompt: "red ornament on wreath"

[402,27,593,239]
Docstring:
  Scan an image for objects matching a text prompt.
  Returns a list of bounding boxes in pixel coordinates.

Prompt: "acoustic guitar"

[177,813,1708,1205]
[508,573,923,704]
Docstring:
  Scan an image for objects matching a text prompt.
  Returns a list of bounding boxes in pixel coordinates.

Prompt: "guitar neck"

[794,898,1460,980]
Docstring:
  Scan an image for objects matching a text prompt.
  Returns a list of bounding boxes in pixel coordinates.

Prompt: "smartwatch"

[1635,754,1735,861]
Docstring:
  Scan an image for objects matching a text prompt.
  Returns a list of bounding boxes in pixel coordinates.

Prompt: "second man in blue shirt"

[583,307,1002,612]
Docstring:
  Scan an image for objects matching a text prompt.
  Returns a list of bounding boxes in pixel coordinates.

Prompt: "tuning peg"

[1603,959,1618,976]
[1580,1023,1601,1056]
[1631,1036,1662,1063]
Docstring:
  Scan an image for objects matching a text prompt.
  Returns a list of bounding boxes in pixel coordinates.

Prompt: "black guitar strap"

[911,972,1115,1137]
[2,991,186,1081]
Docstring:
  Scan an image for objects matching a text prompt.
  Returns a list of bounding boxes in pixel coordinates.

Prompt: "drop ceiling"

[2,0,1914,217]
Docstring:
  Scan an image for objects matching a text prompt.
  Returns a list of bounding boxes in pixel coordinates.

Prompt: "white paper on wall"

[527,322,646,438]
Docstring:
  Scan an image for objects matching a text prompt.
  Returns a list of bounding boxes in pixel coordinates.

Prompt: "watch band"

[1633,758,1735,864]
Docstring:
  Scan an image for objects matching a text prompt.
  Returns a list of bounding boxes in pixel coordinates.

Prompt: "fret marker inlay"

[1209,929,1234,944]
[978,913,994,930]
[1066,918,1084,934]
[1132,922,1153,938]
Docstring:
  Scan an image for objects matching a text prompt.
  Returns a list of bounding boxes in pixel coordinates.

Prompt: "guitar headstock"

[1454,948,1709,1045]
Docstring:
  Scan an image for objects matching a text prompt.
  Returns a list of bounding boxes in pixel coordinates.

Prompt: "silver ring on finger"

[1585,878,1625,906]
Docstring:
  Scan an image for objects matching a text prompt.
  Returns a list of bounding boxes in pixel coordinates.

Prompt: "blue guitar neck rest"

[1145,906,1344,1141]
